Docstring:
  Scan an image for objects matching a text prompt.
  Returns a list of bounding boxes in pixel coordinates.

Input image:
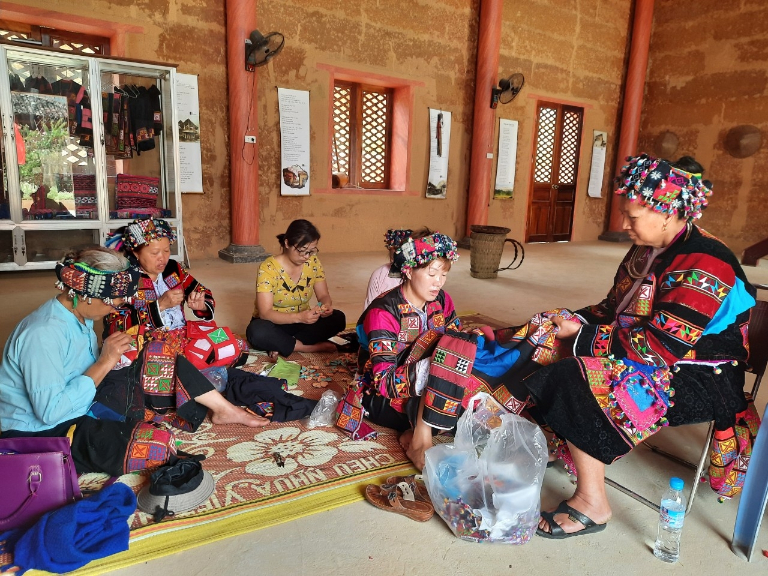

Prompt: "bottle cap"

[670,477,684,491]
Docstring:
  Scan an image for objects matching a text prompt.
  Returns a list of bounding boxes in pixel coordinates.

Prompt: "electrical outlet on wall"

[244,135,256,144]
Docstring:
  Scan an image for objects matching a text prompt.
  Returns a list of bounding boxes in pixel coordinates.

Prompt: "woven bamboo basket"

[470,225,510,279]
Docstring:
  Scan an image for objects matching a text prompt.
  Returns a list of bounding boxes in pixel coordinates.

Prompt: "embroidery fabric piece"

[579,356,672,449]
[124,422,177,473]
[708,396,761,500]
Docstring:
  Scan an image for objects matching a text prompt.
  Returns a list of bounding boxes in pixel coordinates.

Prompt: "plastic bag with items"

[307,389,342,428]
[423,392,547,544]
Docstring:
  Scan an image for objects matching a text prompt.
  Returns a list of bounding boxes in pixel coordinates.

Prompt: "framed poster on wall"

[278,87,310,196]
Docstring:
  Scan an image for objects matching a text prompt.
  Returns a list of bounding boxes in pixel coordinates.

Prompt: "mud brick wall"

[638,0,768,255]
[8,0,764,257]
[492,0,632,243]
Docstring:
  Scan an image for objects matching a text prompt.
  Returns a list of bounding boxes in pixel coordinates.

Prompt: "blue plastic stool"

[731,403,768,561]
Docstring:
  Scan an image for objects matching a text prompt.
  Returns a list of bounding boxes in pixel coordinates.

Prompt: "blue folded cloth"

[0,482,136,574]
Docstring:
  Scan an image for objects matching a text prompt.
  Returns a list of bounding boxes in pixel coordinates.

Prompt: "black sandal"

[536,500,608,539]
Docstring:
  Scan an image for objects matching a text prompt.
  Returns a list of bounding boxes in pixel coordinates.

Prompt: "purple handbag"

[0,436,82,531]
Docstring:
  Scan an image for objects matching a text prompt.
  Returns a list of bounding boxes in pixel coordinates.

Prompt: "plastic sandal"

[382,475,430,503]
[364,483,434,522]
[536,500,607,539]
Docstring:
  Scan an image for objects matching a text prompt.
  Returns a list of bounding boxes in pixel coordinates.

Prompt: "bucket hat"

[137,457,214,521]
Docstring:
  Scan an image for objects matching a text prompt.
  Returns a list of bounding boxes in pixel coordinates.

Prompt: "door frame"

[523,96,591,243]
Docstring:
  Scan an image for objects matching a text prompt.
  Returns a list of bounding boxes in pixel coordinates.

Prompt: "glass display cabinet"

[0,45,184,270]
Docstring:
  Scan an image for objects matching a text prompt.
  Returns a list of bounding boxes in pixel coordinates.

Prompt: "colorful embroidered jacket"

[574,224,755,367]
[358,287,461,401]
[104,258,213,337]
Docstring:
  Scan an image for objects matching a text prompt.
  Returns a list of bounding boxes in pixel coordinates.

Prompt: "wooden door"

[526,102,584,243]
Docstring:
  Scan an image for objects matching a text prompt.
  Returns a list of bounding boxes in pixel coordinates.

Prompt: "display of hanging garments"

[51,78,93,149]
[23,75,52,94]
[148,85,163,135]
[129,86,156,153]
[115,90,134,159]
[9,72,24,91]
[102,91,121,156]
[100,85,162,158]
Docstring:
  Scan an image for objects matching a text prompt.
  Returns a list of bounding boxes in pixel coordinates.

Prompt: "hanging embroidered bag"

[334,379,377,440]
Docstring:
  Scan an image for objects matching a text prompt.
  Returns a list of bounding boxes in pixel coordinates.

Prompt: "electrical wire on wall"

[241,67,258,165]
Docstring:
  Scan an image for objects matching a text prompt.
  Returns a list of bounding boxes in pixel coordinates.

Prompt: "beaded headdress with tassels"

[392,232,459,276]
[55,258,141,305]
[105,217,177,252]
[615,153,713,221]
[384,229,413,250]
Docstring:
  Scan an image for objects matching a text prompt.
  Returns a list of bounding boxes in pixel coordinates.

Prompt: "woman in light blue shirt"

[0,247,265,476]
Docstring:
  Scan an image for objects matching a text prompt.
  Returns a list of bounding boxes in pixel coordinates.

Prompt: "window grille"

[558,110,581,184]
[331,85,351,176]
[534,107,557,183]
[331,81,391,189]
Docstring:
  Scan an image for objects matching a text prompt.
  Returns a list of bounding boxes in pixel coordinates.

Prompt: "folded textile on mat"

[0,482,136,575]
[226,368,318,422]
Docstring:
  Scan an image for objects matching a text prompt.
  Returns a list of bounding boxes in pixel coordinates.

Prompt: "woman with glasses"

[246,219,346,359]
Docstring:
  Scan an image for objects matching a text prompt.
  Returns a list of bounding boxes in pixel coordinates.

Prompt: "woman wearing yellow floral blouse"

[246,220,346,359]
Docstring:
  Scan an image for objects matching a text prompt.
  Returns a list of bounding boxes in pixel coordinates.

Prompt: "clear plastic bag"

[200,366,228,393]
[307,390,341,428]
[423,392,547,544]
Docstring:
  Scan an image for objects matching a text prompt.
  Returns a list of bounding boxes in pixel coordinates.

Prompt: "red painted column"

[601,0,655,239]
[464,0,503,238]
[219,0,266,262]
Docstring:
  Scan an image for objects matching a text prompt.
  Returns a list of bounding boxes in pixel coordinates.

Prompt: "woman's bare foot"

[406,427,432,471]
[295,340,337,354]
[211,406,270,428]
[538,493,612,535]
[267,350,279,362]
[398,429,414,451]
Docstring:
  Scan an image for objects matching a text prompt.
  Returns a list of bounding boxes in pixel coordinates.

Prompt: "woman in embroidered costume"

[104,218,267,431]
[246,219,347,359]
[352,231,465,469]
[0,248,181,475]
[517,154,756,539]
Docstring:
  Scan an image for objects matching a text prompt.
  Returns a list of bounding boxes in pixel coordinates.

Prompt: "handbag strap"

[0,466,42,526]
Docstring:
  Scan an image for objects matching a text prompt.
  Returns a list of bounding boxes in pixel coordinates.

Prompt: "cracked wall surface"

[638,0,768,256]
[9,0,765,257]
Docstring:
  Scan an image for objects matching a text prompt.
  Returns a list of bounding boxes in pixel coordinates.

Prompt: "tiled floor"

[3,241,768,575]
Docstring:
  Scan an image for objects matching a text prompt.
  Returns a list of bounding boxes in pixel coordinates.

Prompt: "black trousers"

[246,309,346,357]
[0,416,162,476]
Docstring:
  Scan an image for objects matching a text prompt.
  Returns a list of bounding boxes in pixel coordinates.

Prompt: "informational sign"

[587,130,608,198]
[426,108,451,199]
[494,119,519,199]
[278,88,310,196]
[175,73,204,194]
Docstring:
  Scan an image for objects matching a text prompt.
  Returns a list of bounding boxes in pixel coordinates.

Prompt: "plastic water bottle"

[653,477,686,562]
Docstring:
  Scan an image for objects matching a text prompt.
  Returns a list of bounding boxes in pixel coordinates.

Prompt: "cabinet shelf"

[0,45,184,270]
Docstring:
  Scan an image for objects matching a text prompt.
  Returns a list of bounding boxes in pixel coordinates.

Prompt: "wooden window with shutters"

[331,81,392,189]
[0,21,110,55]
[526,101,584,243]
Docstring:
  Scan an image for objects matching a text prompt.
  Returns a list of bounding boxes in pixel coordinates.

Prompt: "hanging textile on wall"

[426,108,451,199]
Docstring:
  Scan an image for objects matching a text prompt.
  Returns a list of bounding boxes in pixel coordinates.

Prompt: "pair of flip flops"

[364,475,434,522]
[536,500,607,539]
